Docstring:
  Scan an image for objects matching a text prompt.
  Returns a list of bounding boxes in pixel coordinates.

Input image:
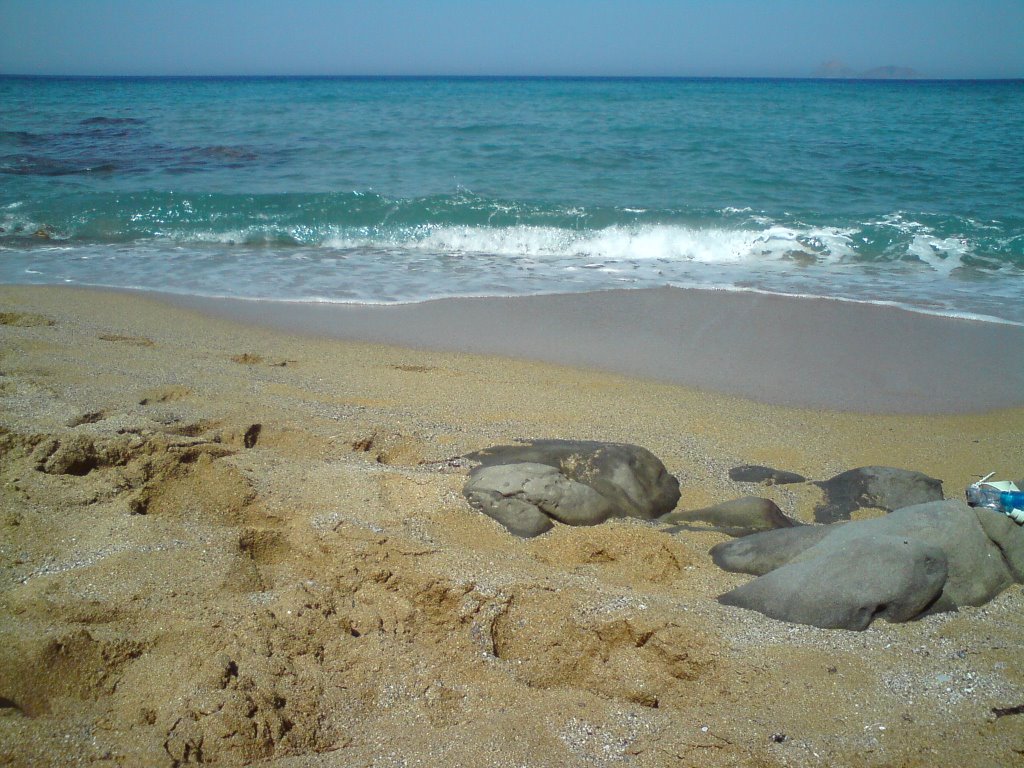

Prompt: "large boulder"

[661,496,803,537]
[813,466,943,523]
[463,440,680,537]
[972,507,1024,582]
[463,462,612,537]
[719,535,949,631]
[714,500,1022,630]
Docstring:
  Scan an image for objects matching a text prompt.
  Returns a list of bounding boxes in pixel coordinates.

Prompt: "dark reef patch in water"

[79,116,146,126]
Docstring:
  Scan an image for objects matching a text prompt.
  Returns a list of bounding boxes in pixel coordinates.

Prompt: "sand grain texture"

[1,286,1024,767]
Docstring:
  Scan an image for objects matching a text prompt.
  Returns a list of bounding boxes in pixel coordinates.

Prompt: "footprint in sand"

[0,312,55,327]
[230,352,297,367]
[230,353,264,365]
[138,385,191,405]
[66,410,107,427]
[98,334,154,347]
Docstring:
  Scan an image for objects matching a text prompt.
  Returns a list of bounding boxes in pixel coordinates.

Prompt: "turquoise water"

[2,76,1022,323]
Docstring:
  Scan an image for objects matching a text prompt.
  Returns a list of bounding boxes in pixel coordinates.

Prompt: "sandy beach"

[2,284,1024,767]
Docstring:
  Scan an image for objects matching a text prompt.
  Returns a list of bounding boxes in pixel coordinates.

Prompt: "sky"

[1,0,1022,79]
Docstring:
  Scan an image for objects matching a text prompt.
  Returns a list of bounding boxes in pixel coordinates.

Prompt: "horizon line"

[2,72,1022,82]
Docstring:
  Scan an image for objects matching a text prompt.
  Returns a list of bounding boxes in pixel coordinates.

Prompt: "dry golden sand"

[1,285,1023,767]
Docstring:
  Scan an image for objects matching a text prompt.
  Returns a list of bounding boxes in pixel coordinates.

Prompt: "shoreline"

[6,282,1022,489]
[143,284,1024,414]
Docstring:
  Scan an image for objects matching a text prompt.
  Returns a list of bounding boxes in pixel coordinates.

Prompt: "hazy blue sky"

[2,0,1022,78]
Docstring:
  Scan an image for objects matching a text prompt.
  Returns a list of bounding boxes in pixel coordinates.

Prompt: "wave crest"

[1,191,1020,277]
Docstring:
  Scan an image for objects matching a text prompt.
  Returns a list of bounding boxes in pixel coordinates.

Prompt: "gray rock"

[970,507,1024,583]
[661,496,803,537]
[813,466,943,523]
[465,440,680,532]
[719,535,948,631]
[714,500,1021,629]
[728,465,807,485]
[464,462,615,536]
[464,464,556,537]
[711,524,835,575]
[803,500,1013,609]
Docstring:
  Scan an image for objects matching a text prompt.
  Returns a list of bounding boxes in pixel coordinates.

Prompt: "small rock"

[813,466,943,523]
[662,496,803,537]
[243,424,261,449]
[729,465,807,485]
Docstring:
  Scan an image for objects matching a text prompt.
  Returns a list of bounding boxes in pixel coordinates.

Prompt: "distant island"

[814,60,923,79]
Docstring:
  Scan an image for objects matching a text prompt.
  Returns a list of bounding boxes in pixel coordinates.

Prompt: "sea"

[2,76,1022,324]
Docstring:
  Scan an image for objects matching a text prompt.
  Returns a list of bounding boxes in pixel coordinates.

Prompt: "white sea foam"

[663,282,1024,326]
[324,223,860,265]
[873,212,929,233]
[2,220,1021,326]
[906,235,968,275]
[800,227,859,260]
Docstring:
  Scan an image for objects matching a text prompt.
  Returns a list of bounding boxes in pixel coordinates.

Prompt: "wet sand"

[164,286,1024,414]
[1,284,1023,767]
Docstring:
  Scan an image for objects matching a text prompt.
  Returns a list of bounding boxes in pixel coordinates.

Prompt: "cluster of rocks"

[712,500,1024,630]
[462,440,1024,630]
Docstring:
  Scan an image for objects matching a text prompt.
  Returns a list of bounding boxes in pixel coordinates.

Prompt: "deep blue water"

[2,76,1022,322]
